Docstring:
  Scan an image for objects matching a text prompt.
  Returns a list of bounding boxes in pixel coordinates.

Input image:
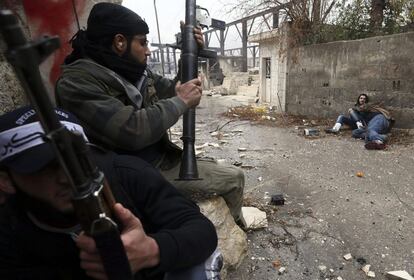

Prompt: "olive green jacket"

[55,59,187,165]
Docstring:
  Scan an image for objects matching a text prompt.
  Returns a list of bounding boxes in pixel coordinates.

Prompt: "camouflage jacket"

[55,59,187,166]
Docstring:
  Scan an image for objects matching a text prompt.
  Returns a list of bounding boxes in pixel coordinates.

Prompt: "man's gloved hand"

[175,77,202,108]
[76,203,160,279]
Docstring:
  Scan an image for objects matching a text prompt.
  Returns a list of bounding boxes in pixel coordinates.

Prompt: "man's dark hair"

[355,94,369,106]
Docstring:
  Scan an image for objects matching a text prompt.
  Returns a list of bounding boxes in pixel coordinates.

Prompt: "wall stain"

[22,0,86,84]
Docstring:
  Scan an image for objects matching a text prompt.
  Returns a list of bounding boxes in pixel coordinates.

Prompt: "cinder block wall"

[0,6,28,115]
[286,32,414,128]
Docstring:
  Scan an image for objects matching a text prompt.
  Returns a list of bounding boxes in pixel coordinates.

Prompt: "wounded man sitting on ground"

[325,93,394,150]
[0,106,220,280]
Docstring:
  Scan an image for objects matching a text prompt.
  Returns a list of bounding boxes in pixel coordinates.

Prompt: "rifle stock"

[0,10,132,280]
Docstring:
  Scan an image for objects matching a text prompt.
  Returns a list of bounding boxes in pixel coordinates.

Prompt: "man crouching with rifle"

[0,107,219,280]
[0,9,220,280]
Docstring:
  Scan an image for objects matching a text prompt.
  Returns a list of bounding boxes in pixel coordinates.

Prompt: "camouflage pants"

[160,158,244,221]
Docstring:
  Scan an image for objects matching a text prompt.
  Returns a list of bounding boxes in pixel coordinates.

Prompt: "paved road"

[173,94,414,280]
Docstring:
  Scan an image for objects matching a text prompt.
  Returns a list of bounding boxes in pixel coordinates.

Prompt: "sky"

[122,0,241,49]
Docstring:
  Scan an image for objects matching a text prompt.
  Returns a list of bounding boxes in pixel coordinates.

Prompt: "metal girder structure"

[223,45,258,67]
[150,5,288,75]
[203,5,288,72]
[151,43,178,75]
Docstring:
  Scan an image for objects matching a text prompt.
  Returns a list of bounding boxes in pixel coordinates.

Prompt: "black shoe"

[365,141,386,150]
[325,128,339,134]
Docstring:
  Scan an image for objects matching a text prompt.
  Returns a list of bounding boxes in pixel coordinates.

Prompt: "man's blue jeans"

[336,110,363,129]
[352,114,389,142]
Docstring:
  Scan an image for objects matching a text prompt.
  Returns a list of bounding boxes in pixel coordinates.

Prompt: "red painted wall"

[22,0,87,85]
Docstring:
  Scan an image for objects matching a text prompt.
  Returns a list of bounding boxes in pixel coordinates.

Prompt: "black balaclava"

[65,3,149,84]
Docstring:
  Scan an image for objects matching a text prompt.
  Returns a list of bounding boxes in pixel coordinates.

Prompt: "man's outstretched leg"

[365,114,389,150]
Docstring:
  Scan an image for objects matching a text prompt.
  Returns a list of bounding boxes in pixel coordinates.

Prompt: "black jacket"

[0,150,217,280]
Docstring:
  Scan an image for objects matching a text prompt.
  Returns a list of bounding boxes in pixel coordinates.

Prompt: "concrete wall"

[221,72,250,95]
[286,32,414,128]
[218,57,240,76]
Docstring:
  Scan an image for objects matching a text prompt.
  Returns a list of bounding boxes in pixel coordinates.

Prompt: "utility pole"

[153,0,165,75]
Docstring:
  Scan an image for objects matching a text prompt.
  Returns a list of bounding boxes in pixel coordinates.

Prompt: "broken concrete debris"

[304,128,320,136]
[278,266,286,274]
[240,207,268,229]
[261,115,276,121]
[362,264,371,274]
[368,271,376,278]
[362,264,376,278]
[386,271,414,280]
[210,131,219,137]
[343,253,353,261]
[195,143,209,149]
[318,265,327,272]
[196,142,220,149]
[209,142,220,148]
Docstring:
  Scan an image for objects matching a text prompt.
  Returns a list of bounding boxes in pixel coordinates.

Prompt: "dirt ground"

[172,94,414,280]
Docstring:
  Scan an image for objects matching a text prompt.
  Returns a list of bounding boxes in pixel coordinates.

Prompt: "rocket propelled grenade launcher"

[178,0,225,180]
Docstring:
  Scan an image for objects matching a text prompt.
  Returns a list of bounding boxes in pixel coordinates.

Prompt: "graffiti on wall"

[22,0,87,85]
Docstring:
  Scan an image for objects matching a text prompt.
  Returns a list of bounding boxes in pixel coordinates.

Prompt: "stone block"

[386,271,414,280]
[240,206,268,229]
[198,197,247,278]
[0,61,26,114]
[343,253,352,260]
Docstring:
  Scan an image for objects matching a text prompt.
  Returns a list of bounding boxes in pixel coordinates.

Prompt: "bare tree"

[229,0,337,42]
[370,0,386,33]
